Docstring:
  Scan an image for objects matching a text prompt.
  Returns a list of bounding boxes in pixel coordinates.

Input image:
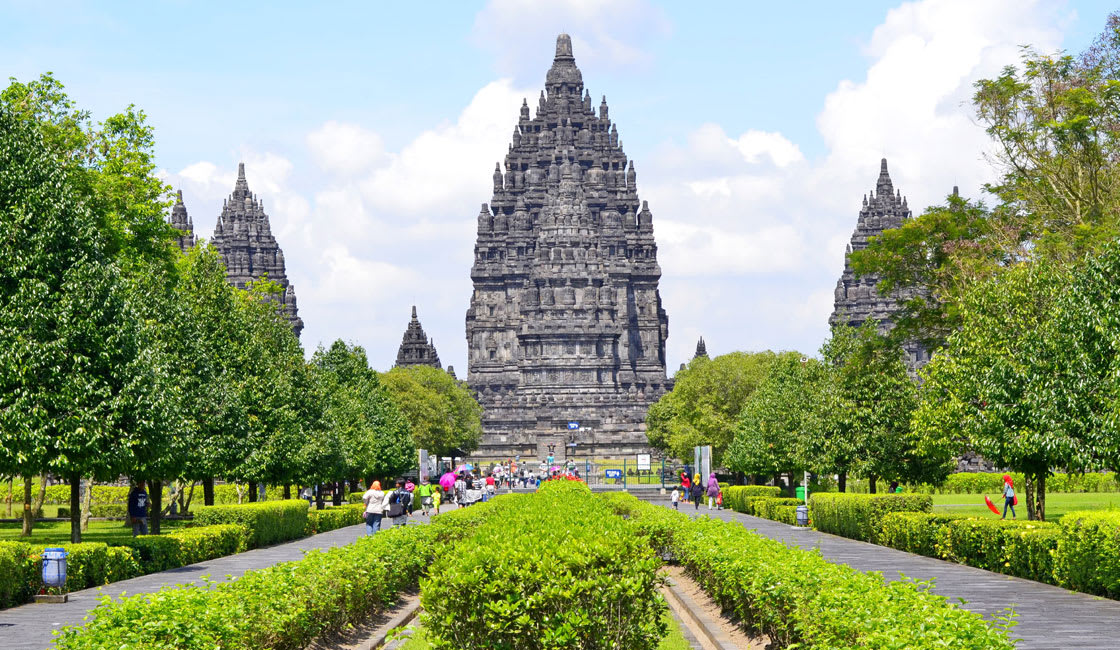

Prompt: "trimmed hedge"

[772,505,799,525]
[305,504,365,536]
[939,519,1059,583]
[755,497,802,522]
[877,512,965,558]
[601,493,1015,649]
[1053,510,1120,597]
[27,543,142,594]
[422,481,667,649]
[810,492,932,543]
[54,523,436,649]
[115,524,250,573]
[843,471,1120,495]
[0,542,33,608]
[722,485,781,510]
[193,500,308,548]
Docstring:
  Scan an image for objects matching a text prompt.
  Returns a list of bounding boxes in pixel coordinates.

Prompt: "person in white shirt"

[361,481,385,534]
[670,486,681,510]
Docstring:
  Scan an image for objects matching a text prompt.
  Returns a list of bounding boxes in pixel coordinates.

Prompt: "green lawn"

[390,608,691,649]
[931,491,1120,519]
[0,518,189,544]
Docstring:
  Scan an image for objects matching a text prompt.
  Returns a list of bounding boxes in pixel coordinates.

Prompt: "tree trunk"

[150,479,162,535]
[21,476,32,537]
[70,474,81,544]
[1025,472,1039,522]
[838,472,847,493]
[332,482,342,506]
[182,482,195,516]
[6,477,12,517]
[785,472,796,498]
[868,475,877,494]
[203,478,215,506]
[283,484,291,500]
[315,485,325,510]
[1034,472,1046,521]
[248,482,258,503]
[348,479,360,494]
[80,478,93,532]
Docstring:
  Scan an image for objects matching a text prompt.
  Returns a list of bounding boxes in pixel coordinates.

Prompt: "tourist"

[681,472,691,491]
[1002,475,1016,519]
[432,485,442,514]
[715,489,723,510]
[416,477,434,516]
[485,472,496,501]
[706,473,720,510]
[361,481,385,534]
[454,473,466,506]
[127,480,150,537]
[689,480,704,510]
[671,485,681,510]
[386,479,412,527]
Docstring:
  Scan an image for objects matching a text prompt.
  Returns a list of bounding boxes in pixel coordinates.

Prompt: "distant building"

[830,159,927,368]
[396,306,442,369]
[693,336,709,361]
[169,190,196,252]
[210,163,304,338]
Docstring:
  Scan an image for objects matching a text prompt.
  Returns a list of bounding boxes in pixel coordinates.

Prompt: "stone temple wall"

[465,34,670,462]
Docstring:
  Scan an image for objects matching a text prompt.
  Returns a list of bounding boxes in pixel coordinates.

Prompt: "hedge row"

[842,471,1120,495]
[599,493,1015,649]
[810,492,932,542]
[54,523,437,649]
[114,524,251,573]
[193,500,308,548]
[305,504,364,536]
[422,481,667,649]
[0,482,289,507]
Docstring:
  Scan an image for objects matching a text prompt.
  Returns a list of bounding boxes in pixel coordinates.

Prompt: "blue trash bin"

[41,547,67,590]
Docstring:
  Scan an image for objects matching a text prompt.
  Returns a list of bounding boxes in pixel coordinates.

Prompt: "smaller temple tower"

[211,163,304,338]
[693,337,709,361]
[170,190,196,252]
[395,306,442,369]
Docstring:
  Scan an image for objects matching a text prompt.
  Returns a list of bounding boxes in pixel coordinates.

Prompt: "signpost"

[567,421,580,430]
[636,453,651,471]
[418,449,429,482]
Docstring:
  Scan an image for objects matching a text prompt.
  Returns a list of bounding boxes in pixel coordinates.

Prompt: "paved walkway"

[0,510,447,650]
[664,501,1120,650]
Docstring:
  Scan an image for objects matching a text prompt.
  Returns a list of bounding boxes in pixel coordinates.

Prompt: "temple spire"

[169,188,195,251]
[694,337,708,360]
[396,306,441,369]
[876,157,893,195]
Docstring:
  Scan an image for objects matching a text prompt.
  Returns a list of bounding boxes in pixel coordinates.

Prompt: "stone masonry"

[170,189,196,252]
[466,34,670,461]
[395,306,442,369]
[211,163,304,338]
[830,159,928,368]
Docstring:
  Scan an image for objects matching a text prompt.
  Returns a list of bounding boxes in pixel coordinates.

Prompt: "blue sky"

[3,0,1116,372]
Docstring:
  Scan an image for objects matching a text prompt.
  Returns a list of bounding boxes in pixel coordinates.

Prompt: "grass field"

[932,491,1120,519]
[0,518,189,543]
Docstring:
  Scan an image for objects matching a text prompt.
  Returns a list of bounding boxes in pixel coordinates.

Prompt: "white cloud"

[734,131,804,168]
[472,0,671,82]
[306,121,385,176]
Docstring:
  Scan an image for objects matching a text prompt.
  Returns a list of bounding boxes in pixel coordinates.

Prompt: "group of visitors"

[360,478,418,535]
[670,472,722,511]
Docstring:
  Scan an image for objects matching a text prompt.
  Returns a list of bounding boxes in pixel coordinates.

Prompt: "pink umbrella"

[439,472,456,492]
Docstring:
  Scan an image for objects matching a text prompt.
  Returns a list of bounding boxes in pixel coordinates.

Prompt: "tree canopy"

[379,365,482,458]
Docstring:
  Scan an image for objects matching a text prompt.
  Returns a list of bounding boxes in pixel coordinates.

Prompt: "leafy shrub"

[56,506,71,517]
[1053,510,1120,597]
[347,492,365,504]
[193,500,308,548]
[773,505,799,525]
[54,524,435,649]
[877,512,964,558]
[939,518,1058,582]
[421,480,667,650]
[603,493,1015,649]
[0,542,33,608]
[27,543,142,593]
[755,497,801,521]
[810,493,932,543]
[114,537,182,573]
[113,524,249,573]
[90,503,127,518]
[722,485,781,512]
[305,504,364,536]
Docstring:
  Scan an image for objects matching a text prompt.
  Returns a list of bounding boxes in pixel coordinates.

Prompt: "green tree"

[0,106,141,542]
[726,352,825,494]
[816,323,935,493]
[380,365,482,458]
[913,261,1077,520]
[646,352,781,463]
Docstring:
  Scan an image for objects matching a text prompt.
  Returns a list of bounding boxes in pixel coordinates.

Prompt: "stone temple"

[170,190,196,252]
[395,306,442,369]
[830,159,927,368]
[211,163,304,338]
[466,34,670,461]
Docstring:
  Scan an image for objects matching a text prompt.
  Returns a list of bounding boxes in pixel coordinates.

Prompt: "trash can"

[795,486,806,502]
[795,505,809,527]
[41,547,67,590]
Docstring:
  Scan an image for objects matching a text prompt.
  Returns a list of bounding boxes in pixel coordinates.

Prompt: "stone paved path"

[664,501,1120,650]
[0,509,448,650]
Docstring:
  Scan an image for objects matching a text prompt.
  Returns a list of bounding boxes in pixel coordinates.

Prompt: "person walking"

[361,481,385,534]
[454,473,466,506]
[689,480,704,511]
[127,480,150,537]
[1002,475,1017,519]
[415,478,434,516]
[432,485,442,514]
[671,485,681,510]
[706,473,720,510]
[485,472,496,502]
[386,479,412,527]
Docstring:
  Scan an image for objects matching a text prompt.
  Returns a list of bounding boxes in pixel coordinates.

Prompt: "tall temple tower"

[466,34,670,461]
[830,158,927,367]
[211,163,304,338]
[396,306,442,369]
[170,190,196,252]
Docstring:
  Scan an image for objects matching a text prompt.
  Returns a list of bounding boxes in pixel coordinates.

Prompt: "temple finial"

[238,162,246,180]
[411,305,417,319]
[555,33,574,60]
